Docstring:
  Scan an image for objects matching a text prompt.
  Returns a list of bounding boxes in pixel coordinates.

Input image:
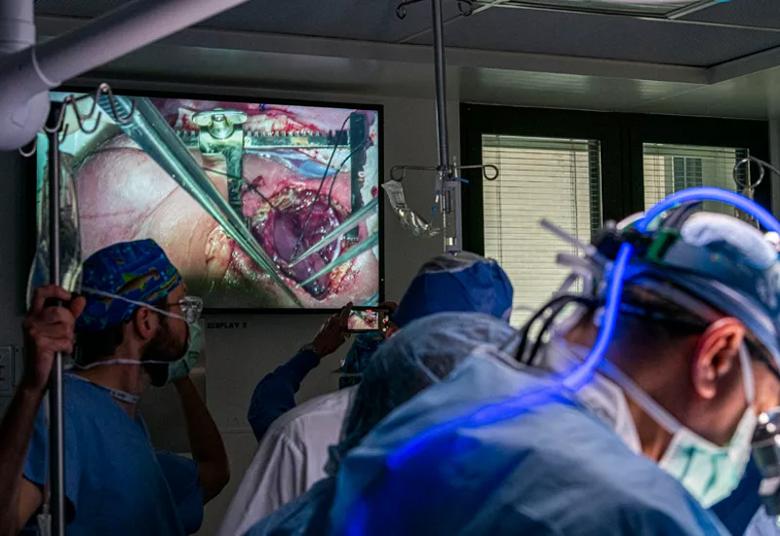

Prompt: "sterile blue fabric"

[248,312,519,536]
[333,312,520,466]
[156,451,205,534]
[329,352,728,536]
[244,477,336,536]
[22,374,201,535]
[392,252,513,327]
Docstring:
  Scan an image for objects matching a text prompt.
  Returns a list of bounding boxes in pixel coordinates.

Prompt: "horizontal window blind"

[643,143,746,213]
[482,135,602,326]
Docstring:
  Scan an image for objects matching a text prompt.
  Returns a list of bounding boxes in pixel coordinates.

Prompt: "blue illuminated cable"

[640,187,780,234]
[561,243,633,390]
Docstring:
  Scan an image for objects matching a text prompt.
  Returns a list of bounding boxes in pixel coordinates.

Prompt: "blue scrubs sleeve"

[156,451,204,535]
[22,405,80,519]
[247,349,319,441]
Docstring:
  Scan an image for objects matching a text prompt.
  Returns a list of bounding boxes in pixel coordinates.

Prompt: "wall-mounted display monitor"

[40,91,382,310]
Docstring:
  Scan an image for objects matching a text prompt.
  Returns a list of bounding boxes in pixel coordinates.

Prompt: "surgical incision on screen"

[48,95,381,309]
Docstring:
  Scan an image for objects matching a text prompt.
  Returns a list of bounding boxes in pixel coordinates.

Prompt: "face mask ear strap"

[81,286,186,322]
[69,357,178,370]
[598,360,684,435]
[739,343,756,405]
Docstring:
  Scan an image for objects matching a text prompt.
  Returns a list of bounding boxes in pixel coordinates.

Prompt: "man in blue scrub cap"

[0,239,229,535]
[329,210,780,535]
[219,252,513,536]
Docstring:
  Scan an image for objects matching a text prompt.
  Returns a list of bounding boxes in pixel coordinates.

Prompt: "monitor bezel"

[47,85,386,315]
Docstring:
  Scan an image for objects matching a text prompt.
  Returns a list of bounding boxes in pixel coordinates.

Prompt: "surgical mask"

[75,287,204,386]
[149,319,204,386]
[599,345,757,507]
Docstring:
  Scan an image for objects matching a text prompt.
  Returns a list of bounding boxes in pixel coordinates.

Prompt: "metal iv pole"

[430,0,461,253]
[45,102,65,536]
[393,0,498,253]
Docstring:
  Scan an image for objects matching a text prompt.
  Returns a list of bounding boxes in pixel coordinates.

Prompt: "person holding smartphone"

[246,302,396,443]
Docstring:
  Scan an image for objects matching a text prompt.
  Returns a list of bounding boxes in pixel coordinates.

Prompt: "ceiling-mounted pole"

[46,103,65,536]
[393,0,494,253]
[431,0,463,253]
[431,0,450,175]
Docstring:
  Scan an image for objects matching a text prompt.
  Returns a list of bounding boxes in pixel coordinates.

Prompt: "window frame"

[460,104,770,255]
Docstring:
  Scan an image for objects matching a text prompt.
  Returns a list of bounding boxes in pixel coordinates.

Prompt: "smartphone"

[347,306,388,333]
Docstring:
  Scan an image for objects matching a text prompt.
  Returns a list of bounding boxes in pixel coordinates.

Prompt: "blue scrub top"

[329,353,729,536]
[23,374,202,535]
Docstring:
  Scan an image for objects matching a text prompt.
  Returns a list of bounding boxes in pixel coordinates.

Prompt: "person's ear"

[691,318,746,400]
[131,307,160,342]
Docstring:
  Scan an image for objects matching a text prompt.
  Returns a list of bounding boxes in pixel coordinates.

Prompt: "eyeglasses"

[162,296,204,324]
[81,287,204,324]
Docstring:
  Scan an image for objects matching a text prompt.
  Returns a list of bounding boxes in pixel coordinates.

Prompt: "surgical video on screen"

[347,308,384,332]
[40,92,381,309]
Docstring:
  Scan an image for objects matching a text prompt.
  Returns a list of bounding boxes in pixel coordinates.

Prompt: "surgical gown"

[328,351,729,535]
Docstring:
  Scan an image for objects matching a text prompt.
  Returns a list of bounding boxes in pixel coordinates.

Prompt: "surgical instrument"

[98,94,303,307]
[752,407,780,517]
[192,109,248,215]
[298,233,380,288]
[288,198,379,268]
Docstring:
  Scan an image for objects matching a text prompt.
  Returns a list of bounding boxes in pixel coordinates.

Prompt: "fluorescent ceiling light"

[479,0,729,17]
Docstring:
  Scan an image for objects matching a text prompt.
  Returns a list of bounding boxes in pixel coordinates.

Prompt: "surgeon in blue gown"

[329,211,780,535]
[0,240,228,535]
[246,311,519,536]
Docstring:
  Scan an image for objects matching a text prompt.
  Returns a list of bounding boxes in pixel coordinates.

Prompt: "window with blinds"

[481,135,602,326]
[643,143,747,211]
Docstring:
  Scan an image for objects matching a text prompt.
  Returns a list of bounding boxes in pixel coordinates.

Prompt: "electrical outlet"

[0,346,14,395]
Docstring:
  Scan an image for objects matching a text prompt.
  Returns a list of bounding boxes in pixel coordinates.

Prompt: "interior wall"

[0,151,30,410]
[0,86,459,535]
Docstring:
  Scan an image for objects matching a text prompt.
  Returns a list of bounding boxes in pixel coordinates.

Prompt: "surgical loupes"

[192,109,248,217]
[98,95,302,307]
[752,408,780,518]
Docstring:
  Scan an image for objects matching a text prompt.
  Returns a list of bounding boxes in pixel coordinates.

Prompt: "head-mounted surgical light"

[562,187,780,391]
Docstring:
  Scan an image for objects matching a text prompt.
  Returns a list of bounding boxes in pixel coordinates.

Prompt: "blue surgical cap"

[392,252,513,328]
[78,239,182,332]
[629,212,780,364]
